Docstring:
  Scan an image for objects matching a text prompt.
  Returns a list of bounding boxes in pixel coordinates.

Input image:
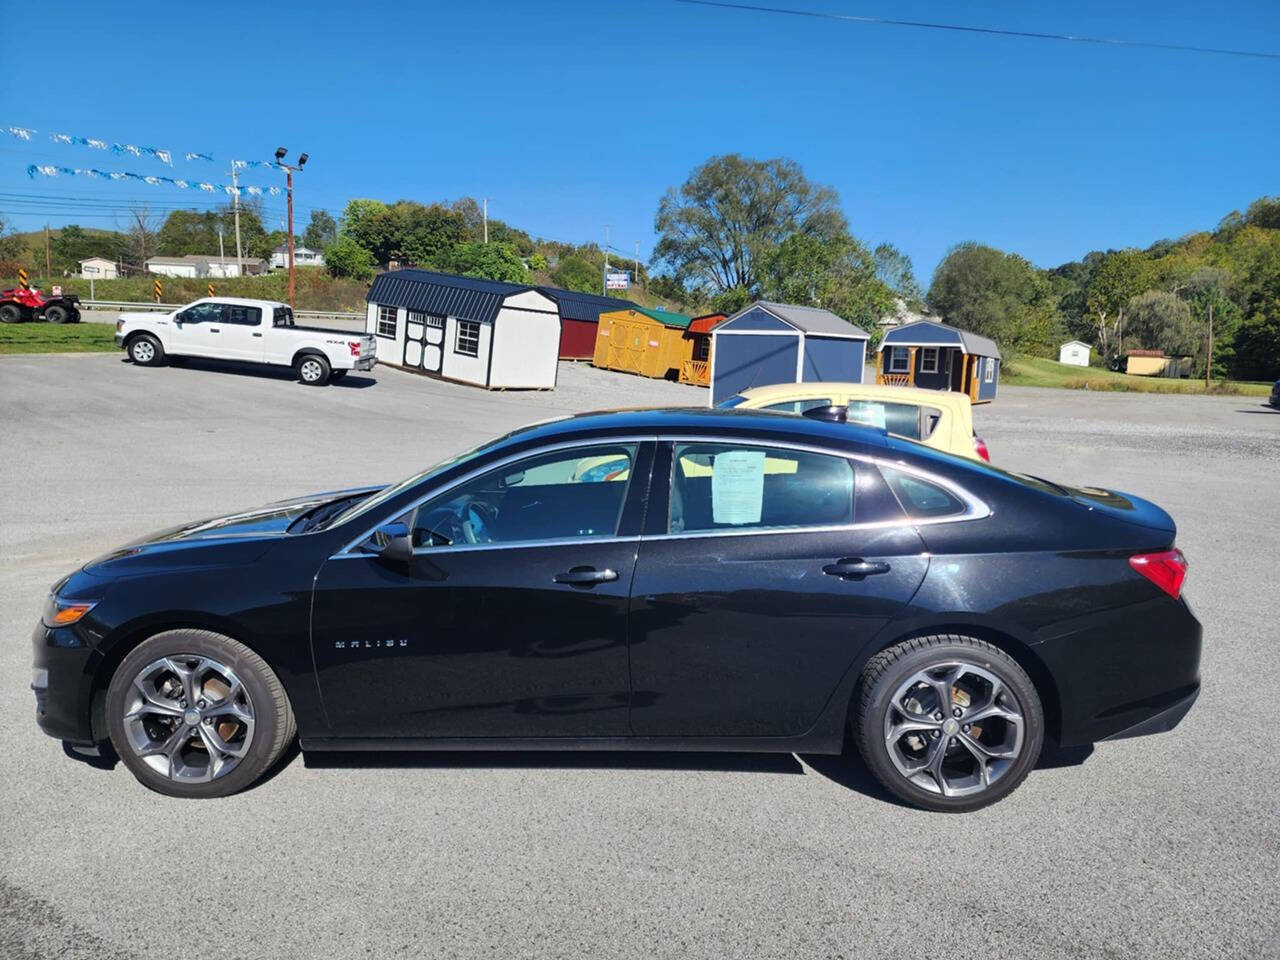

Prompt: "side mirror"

[372,521,413,564]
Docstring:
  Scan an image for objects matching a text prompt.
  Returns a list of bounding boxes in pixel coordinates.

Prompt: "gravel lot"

[2,353,1278,960]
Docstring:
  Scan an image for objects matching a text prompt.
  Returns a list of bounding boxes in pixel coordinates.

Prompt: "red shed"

[538,287,639,359]
[679,313,724,385]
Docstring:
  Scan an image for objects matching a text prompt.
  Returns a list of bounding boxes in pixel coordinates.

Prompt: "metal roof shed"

[366,269,561,389]
[708,301,869,405]
[877,320,1002,403]
[537,287,638,359]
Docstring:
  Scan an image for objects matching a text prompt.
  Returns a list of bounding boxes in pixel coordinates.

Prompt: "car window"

[844,401,939,440]
[759,398,833,414]
[273,307,295,328]
[399,444,639,549]
[223,304,262,326]
[180,303,222,324]
[669,442,854,533]
[878,465,966,519]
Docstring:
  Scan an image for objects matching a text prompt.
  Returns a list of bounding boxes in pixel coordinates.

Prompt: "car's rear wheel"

[104,629,296,798]
[43,304,69,324]
[854,635,1043,812]
[128,334,164,366]
[296,354,330,386]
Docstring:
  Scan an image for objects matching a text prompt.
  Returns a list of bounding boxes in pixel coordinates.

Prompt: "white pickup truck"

[114,297,376,386]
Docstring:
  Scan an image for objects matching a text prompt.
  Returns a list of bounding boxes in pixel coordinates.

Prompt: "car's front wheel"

[854,635,1044,812]
[127,334,164,366]
[104,629,296,798]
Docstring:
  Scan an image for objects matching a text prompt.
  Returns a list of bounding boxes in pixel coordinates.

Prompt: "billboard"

[605,270,630,290]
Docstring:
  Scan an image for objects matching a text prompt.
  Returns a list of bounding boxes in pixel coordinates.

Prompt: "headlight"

[115,318,125,332]
[42,596,97,627]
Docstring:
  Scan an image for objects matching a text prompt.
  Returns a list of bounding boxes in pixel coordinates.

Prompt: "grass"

[0,322,117,355]
[1003,356,1271,396]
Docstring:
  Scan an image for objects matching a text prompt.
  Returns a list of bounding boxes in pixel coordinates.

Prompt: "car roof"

[481,407,893,458]
[735,381,973,411]
[193,297,287,309]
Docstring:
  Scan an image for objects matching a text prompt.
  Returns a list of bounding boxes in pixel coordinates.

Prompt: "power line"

[676,0,1280,61]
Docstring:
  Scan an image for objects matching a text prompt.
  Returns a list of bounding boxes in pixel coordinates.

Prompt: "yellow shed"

[593,307,695,380]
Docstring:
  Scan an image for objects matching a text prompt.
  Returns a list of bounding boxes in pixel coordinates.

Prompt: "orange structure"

[593,307,695,380]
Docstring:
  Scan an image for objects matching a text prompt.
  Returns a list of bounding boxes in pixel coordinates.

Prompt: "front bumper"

[113,332,124,348]
[31,619,98,746]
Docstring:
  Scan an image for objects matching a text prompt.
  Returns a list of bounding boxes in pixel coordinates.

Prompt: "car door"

[310,440,654,740]
[215,303,266,362]
[170,301,224,357]
[627,439,929,738]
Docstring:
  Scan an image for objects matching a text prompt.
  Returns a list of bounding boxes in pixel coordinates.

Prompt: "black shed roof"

[537,287,637,323]
[367,269,538,325]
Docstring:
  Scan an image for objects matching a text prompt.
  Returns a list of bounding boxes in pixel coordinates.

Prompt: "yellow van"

[716,383,991,462]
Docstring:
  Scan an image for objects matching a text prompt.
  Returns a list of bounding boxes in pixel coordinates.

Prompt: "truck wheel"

[329,370,348,382]
[0,303,25,324]
[128,334,165,367]
[44,304,69,324]
[296,354,331,386]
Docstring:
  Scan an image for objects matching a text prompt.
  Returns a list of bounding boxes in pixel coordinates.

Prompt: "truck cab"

[116,298,376,386]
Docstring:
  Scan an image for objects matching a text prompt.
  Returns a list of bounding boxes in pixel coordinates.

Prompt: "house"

[1125,349,1191,378]
[365,269,561,389]
[678,313,724,386]
[144,255,267,278]
[78,257,118,280]
[593,307,695,380]
[709,301,869,406]
[1059,340,1092,367]
[877,320,1002,403]
[270,244,325,270]
[537,287,638,359]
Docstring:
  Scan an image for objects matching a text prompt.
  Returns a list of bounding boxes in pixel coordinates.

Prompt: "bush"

[325,236,377,282]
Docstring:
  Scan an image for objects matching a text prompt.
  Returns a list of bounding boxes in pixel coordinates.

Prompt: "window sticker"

[711,450,766,525]
[846,401,887,430]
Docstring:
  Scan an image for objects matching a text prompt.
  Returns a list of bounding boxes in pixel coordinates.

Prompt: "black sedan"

[32,408,1201,811]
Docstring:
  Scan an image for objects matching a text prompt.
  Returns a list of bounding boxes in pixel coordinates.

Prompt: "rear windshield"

[273,307,295,328]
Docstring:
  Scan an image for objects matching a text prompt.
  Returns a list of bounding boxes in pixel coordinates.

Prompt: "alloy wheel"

[882,660,1025,798]
[300,359,323,382]
[122,656,255,782]
[132,341,155,363]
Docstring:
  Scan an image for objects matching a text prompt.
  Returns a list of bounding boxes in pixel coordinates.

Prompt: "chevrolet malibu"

[32,409,1201,811]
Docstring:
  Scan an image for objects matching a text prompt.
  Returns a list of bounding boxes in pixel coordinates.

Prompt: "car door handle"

[252,332,263,337]
[823,558,891,580]
[209,327,220,333]
[553,567,618,585]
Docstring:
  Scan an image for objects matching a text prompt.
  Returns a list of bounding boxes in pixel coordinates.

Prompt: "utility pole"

[44,224,51,280]
[218,227,225,268]
[603,225,610,295]
[273,148,308,311]
[634,241,640,292]
[1205,300,1214,389]
[483,198,488,244]
[230,162,244,265]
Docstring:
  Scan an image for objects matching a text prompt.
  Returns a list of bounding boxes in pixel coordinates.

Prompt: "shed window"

[984,357,995,383]
[376,305,398,338]
[888,346,910,373]
[455,320,480,357]
[409,311,444,329]
[920,347,939,373]
[693,336,711,361]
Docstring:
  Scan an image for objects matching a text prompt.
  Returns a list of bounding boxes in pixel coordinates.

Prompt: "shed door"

[607,318,647,372]
[403,313,444,373]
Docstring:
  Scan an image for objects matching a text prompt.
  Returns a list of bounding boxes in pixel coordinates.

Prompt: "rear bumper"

[354,356,376,371]
[1101,683,1199,741]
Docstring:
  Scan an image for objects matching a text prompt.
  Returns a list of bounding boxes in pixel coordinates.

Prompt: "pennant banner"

[234,159,284,171]
[6,124,214,165]
[27,163,282,196]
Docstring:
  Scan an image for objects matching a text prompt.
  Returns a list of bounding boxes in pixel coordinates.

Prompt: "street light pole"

[274,148,308,312]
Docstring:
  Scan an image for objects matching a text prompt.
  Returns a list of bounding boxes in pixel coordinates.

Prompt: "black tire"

[43,304,69,324]
[295,353,331,386]
[0,302,25,324]
[104,629,296,799]
[127,333,164,366]
[853,634,1044,813]
[329,369,348,382]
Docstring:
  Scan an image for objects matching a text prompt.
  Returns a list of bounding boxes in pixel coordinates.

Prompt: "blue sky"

[1,0,1277,282]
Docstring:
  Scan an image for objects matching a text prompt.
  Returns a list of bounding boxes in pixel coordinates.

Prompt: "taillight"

[348,342,361,357]
[1129,549,1187,598]
[972,436,990,462]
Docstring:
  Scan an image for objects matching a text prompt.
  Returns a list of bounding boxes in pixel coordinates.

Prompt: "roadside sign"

[51,285,62,297]
[605,270,630,290]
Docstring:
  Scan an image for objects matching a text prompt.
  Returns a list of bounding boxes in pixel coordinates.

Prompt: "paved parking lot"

[2,352,1278,960]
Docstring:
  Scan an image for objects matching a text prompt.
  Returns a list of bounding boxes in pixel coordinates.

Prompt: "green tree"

[447,242,529,284]
[302,209,337,250]
[50,225,123,272]
[1085,249,1156,361]
[927,242,1057,359]
[653,154,846,295]
[528,251,548,272]
[1180,268,1237,380]
[324,235,377,281]
[760,232,892,329]
[0,215,27,262]
[873,242,923,307]
[551,254,600,293]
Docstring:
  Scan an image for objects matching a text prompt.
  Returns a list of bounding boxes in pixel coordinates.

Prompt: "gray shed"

[877,320,1002,403]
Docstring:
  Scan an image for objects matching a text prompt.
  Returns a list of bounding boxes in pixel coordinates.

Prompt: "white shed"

[366,269,561,390]
[78,256,118,280]
[1058,340,1092,367]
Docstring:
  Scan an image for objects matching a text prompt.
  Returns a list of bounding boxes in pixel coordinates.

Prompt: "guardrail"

[80,300,363,323]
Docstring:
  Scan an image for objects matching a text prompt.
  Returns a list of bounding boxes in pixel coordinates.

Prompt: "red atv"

[0,286,82,324]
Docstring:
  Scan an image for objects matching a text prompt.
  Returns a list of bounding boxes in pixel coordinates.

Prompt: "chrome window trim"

[333,436,657,557]
[331,432,989,560]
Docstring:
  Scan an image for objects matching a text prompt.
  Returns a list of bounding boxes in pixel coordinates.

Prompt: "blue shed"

[708,301,870,406]
[877,320,1002,403]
